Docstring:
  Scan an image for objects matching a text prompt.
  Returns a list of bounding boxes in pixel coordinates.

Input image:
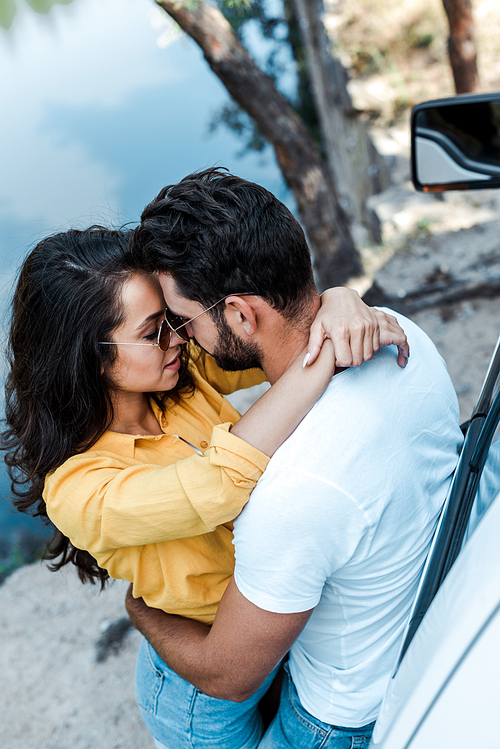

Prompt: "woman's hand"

[305,288,409,369]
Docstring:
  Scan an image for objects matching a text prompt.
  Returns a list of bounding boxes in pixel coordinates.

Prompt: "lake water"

[0,0,292,545]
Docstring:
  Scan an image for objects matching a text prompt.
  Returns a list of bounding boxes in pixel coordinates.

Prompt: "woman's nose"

[169,330,187,347]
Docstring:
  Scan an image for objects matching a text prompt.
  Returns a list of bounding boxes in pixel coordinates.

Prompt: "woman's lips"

[164,354,181,371]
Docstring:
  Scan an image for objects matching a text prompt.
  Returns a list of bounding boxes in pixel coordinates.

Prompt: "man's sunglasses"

[100,293,252,353]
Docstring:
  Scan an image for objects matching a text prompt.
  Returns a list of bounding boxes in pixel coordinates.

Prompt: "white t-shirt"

[233,311,463,727]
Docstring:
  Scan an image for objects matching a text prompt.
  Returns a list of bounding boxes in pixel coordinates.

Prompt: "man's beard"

[196,315,263,372]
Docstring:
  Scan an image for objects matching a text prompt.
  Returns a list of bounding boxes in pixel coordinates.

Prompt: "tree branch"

[441,0,480,94]
[156,0,362,288]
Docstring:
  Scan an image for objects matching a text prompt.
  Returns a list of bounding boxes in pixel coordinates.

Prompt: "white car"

[370,92,500,749]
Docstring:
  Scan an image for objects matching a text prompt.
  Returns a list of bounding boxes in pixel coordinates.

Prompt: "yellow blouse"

[43,350,268,624]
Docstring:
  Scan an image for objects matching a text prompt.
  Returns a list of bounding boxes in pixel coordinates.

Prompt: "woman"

[2,226,407,747]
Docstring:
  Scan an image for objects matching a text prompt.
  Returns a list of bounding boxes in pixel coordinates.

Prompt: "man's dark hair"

[131,168,317,324]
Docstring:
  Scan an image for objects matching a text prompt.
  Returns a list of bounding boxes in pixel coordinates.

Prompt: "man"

[128,168,462,748]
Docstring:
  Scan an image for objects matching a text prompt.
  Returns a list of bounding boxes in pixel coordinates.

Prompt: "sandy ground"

[0,563,152,749]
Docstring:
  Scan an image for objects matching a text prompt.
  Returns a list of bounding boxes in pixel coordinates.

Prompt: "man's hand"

[305,287,409,369]
[125,580,312,702]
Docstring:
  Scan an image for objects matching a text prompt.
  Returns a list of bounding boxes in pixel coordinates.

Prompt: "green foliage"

[25,0,73,13]
[412,32,434,50]
[209,102,266,154]
[392,94,411,123]
[155,0,253,11]
[0,0,16,28]
[416,216,433,234]
[209,0,290,153]
[166,0,200,10]
[220,0,287,72]
[0,0,74,29]
[210,0,322,156]
[220,0,253,8]
[401,14,436,51]
[351,46,384,77]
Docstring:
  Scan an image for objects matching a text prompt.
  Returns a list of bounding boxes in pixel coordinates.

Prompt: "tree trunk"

[441,0,480,94]
[156,0,363,289]
[293,0,390,241]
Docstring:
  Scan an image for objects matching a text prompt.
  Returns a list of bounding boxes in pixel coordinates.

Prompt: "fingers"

[306,311,378,367]
[329,305,381,367]
[307,288,409,368]
[304,319,325,366]
[365,318,380,362]
[306,320,366,368]
[333,321,365,367]
[319,288,379,367]
[397,346,410,368]
[375,311,410,368]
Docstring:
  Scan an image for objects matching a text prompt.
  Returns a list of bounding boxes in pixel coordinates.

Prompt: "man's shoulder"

[263,313,460,486]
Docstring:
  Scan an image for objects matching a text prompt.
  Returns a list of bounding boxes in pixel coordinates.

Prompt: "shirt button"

[200,441,209,449]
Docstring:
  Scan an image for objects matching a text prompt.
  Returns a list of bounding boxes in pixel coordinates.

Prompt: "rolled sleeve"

[209,423,269,476]
[180,423,269,529]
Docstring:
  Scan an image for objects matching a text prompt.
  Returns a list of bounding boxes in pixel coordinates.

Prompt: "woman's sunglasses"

[100,293,252,353]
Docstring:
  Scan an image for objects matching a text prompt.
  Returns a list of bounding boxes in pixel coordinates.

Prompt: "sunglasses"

[100,293,252,353]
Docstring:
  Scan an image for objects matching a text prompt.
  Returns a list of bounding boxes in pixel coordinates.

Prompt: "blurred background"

[2,1,500,746]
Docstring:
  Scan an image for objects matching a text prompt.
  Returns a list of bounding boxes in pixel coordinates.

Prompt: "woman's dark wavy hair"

[1,226,193,587]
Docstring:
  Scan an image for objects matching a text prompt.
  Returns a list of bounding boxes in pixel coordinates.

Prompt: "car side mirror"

[411,92,500,192]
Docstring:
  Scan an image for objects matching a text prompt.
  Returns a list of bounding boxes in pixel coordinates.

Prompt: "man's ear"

[224,295,258,336]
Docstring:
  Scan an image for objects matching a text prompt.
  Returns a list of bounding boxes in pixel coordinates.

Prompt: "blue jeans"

[136,637,280,749]
[259,663,375,749]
